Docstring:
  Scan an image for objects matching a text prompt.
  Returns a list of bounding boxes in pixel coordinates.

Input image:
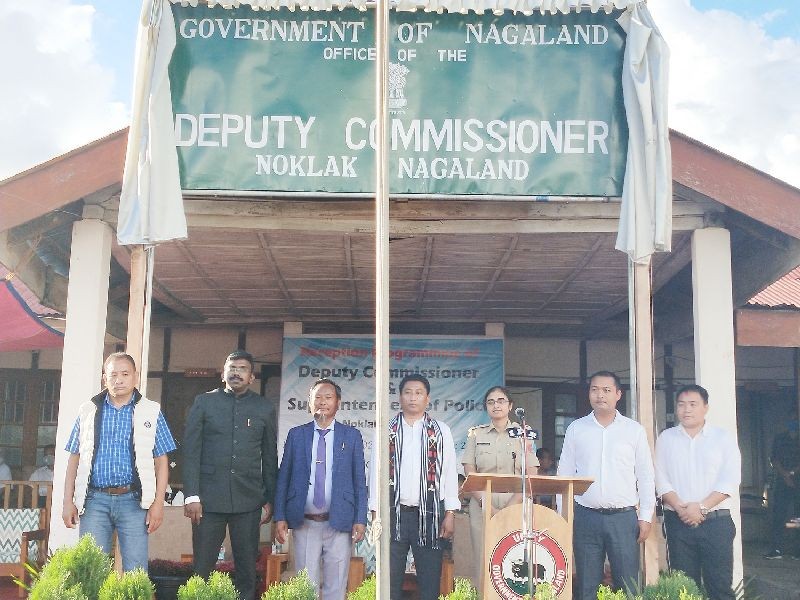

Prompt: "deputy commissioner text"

[174,114,610,155]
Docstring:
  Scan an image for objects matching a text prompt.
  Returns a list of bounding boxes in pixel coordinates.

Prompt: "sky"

[0,0,799,188]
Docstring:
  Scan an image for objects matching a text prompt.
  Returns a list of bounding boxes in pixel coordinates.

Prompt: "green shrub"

[177,571,239,600]
[347,575,376,600]
[597,585,629,600]
[27,570,87,600]
[260,569,316,600]
[534,581,557,600]
[98,568,154,600]
[29,534,112,600]
[177,575,207,600]
[642,571,704,600]
[206,571,239,600]
[439,577,478,600]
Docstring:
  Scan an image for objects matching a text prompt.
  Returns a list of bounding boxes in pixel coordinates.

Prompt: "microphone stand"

[510,411,538,598]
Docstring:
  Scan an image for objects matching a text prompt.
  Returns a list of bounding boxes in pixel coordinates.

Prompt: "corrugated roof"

[749,266,800,309]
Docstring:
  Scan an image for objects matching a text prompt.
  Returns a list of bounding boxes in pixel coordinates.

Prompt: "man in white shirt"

[557,371,656,599]
[655,384,741,600]
[0,449,12,482]
[29,445,55,507]
[0,449,12,505]
[369,374,460,600]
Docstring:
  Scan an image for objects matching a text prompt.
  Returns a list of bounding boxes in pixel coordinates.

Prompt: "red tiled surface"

[749,266,800,309]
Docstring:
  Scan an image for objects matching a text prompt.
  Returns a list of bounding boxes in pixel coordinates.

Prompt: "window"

[39,380,58,424]
[553,392,578,457]
[1,380,26,469]
[2,381,25,424]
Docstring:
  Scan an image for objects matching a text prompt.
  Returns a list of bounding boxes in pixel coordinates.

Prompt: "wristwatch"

[699,504,709,516]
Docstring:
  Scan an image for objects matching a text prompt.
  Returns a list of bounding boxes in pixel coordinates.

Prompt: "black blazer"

[182,388,278,513]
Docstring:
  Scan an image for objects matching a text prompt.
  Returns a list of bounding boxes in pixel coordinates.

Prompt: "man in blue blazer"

[274,378,368,600]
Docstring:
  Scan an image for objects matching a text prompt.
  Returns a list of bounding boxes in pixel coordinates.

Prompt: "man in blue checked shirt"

[62,352,176,571]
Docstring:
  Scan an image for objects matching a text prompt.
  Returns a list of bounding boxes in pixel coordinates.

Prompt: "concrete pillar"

[49,216,113,550]
[691,227,743,585]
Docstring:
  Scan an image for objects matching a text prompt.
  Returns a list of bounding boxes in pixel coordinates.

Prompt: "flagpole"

[374,0,391,597]
[125,244,155,396]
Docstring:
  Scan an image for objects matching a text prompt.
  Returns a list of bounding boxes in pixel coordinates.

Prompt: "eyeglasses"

[486,399,509,406]
[227,366,251,374]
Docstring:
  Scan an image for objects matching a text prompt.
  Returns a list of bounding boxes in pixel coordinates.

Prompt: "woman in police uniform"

[461,386,538,586]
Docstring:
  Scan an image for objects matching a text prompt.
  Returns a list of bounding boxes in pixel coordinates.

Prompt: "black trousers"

[664,510,735,600]
[390,509,443,600]
[192,509,261,600]
[769,479,799,552]
[573,504,640,600]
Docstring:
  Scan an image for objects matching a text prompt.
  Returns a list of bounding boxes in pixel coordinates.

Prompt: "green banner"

[169,5,628,196]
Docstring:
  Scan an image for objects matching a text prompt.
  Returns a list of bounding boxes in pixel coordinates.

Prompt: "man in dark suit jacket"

[183,350,278,600]
[274,378,368,600]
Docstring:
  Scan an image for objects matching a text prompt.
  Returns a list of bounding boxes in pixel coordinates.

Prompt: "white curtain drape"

[615,3,672,264]
[118,0,186,245]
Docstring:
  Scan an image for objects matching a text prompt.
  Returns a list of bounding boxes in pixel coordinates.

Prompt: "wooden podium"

[461,474,593,600]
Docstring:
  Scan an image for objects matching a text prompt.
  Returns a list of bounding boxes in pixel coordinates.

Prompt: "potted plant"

[346,575,375,600]
[98,568,154,600]
[28,534,111,600]
[440,578,479,600]
[177,571,238,600]
[596,585,628,600]
[533,581,557,600]
[148,559,194,600]
[261,569,316,600]
[641,571,703,599]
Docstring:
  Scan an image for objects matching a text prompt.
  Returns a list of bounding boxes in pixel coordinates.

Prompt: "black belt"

[91,485,132,495]
[665,508,731,521]
[400,504,419,512]
[581,504,636,515]
[304,513,329,522]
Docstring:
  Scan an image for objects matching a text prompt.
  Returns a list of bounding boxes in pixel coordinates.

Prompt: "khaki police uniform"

[461,420,537,583]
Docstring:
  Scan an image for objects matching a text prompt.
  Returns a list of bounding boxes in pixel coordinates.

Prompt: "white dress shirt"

[557,410,656,522]
[29,466,54,497]
[305,420,336,514]
[369,415,460,512]
[655,423,741,511]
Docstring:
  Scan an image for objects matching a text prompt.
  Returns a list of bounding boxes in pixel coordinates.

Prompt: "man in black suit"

[183,350,278,600]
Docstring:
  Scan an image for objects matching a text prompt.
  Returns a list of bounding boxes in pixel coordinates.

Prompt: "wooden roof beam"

[256,232,299,317]
[413,236,434,316]
[469,235,518,317]
[343,235,360,318]
[671,130,800,240]
[0,130,127,233]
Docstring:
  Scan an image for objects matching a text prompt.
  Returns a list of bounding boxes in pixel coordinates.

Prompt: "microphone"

[515,407,525,419]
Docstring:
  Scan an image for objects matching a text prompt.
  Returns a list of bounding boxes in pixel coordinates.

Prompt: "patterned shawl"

[388,411,445,548]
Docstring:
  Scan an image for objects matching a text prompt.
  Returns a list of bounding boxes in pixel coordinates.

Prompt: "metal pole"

[374,0,391,598]
[518,413,533,598]
[627,258,658,587]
